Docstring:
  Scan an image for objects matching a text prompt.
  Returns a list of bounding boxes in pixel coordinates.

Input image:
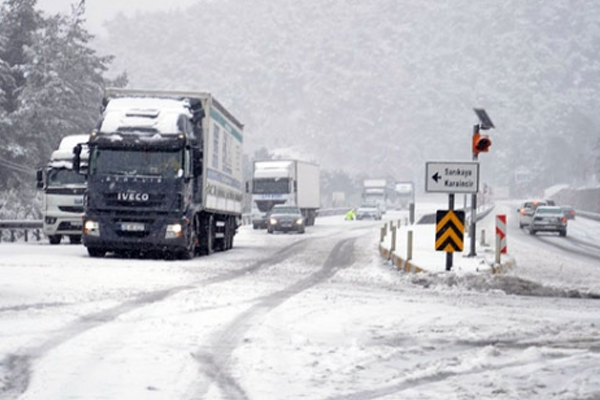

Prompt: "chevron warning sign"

[435,210,465,252]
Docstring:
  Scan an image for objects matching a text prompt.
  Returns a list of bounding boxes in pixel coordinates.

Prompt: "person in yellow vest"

[345,208,356,221]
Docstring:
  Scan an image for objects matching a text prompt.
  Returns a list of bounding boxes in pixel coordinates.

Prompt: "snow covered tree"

[0,0,125,215]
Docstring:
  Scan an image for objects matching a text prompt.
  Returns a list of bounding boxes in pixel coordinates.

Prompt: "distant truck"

[362,178,395,214]
[36,134,89,245]
[73,88,244,259]
[249,160,320,228]
[394,181,415,209]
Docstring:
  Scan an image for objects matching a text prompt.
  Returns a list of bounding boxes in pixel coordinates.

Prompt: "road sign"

[425,162,479,194]
[435,210,465,252]
[496,214,507,254]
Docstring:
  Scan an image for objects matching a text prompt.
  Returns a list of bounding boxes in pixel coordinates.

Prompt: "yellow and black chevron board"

[435,210,465,252]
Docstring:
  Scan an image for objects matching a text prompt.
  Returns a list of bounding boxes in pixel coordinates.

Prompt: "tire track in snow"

[0,238,315,399]
[191,232,362,400]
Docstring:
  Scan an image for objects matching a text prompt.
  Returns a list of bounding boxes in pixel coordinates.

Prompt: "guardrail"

[0,220,43,243]
[576,210,600,222]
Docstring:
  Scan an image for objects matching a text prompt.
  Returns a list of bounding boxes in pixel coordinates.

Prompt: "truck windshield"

[253,178,290,194]
[47,168,86,186]
[89,148,183,178]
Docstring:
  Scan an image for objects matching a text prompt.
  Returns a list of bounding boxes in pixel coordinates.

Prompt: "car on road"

[267,205,305,234]
[518,200,548,228]
[355,203,383,220]
[251,210,269,230]
[561,205,576,220]
[528,205,568,236]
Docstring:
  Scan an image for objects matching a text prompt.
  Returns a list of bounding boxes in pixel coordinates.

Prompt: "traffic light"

[473,132,492,154]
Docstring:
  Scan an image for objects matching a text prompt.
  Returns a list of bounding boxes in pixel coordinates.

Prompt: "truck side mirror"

[73,144,82,173]
[245,181,250,193]
[36,168,44,189]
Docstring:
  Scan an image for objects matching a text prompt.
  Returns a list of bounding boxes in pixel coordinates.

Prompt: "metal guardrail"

[0,220,43,242]
[576,210,600,222]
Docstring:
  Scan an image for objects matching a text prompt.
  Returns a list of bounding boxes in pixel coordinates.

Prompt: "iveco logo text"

[118,192,149,202]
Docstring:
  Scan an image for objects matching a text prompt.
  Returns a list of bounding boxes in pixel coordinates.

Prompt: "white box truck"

[250,160,320,227]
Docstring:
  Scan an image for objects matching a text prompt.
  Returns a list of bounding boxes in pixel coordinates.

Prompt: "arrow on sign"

[432,172,441,183]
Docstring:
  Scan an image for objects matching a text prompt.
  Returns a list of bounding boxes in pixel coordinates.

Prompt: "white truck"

[362,178,395,214]
[394,181,415,209]
[250,160,320,228]
[36,134,89,244]
[73,88,244,259]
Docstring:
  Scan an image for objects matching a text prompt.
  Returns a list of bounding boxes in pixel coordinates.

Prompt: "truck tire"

[198,214,214,255]
[179,219,198,260]
[49,235,62,245]
[88,248,106,258]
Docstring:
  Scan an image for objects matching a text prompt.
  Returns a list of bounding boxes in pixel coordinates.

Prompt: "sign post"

[426,162,474,271]
[470,108,495,256]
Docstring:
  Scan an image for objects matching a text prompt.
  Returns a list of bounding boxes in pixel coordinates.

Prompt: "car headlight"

[84,220,100,236]
[270,218,278,225]
[295,218,304,225]
[165,223,183,238]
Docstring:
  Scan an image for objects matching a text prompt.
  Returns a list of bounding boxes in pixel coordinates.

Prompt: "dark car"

[252,211,269,229]
[528,206,567,236]
[267,205,305,234]
[561,205,576,220]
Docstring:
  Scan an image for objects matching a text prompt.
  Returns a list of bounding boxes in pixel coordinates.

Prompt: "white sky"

[36,0,199,36]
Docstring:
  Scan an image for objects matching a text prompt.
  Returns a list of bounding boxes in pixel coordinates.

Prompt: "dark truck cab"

[74,89,244,259]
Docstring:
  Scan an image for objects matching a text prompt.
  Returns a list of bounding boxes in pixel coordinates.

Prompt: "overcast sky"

[37,0,199,36]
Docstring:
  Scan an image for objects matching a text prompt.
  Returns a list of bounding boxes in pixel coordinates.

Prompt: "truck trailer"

[250,160,320,227]
[36,134,89,245]
[74,88,244,259]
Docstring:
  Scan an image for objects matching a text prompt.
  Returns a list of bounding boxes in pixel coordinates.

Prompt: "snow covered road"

[1,211,600,399]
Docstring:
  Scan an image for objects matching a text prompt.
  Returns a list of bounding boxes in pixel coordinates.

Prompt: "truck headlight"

[84,220,100,236]
[45,216,57,224]
[269,218,278,225]
[295,218,304,225]
[166,223,183,238]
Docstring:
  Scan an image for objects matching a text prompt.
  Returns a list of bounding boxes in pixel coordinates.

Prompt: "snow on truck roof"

[58,134,89,150]
[100,97,191,135]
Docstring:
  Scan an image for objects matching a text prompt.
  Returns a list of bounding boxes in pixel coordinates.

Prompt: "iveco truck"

[36,134,89,244]
[74,88,244,259]
[249,160,320,228]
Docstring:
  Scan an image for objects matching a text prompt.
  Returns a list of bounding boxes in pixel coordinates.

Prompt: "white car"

[355,203,382,220]
[528,206,567,237]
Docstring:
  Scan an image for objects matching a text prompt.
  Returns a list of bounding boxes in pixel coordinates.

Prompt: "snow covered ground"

[1,200,600,399]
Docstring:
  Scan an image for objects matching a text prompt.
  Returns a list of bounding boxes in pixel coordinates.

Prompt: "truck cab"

[36,135,89,245]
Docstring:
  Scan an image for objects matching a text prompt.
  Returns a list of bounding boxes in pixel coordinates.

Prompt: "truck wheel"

[88,248,106,258]
[69,235,82,244]
[49,235,62,245]
[180,220,198,260]
[559,229,567,237]
[198,214,214,255]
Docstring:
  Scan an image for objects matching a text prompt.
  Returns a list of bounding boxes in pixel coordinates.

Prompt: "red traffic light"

[473,133,492,154]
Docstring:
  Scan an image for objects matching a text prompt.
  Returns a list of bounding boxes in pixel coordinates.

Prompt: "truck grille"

[59,206,84,213]
[103,193,166,208]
